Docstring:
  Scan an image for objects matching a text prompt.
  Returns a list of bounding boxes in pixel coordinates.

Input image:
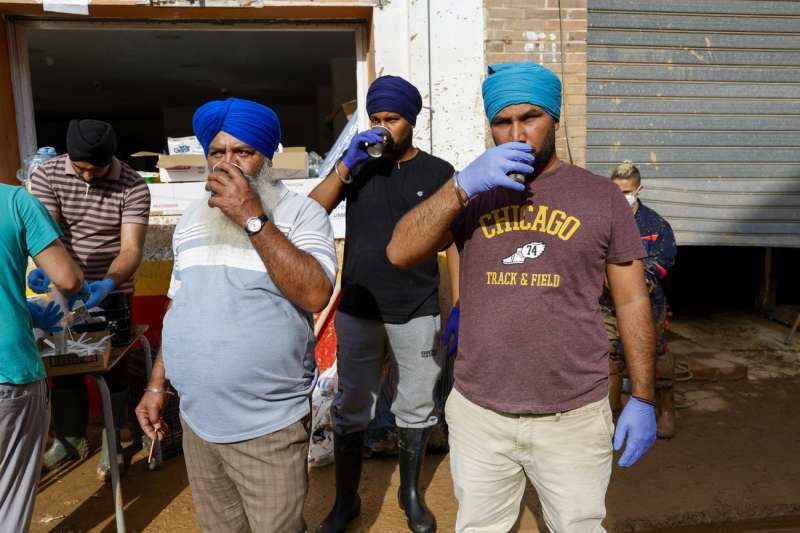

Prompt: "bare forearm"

[105,248,143,287]
[607,260,655,401]
[446,244,460,305]
[308,161,348,214]
[387,178,461,269]
[617,295,656,401]
[250,224,333,313]
[33,240,84,294]
[147,348,169,388]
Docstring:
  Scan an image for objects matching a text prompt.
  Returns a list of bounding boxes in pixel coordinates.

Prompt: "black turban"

[66,119,117,166]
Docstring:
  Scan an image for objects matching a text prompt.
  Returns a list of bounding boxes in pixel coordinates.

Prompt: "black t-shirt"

[339,150,454,323]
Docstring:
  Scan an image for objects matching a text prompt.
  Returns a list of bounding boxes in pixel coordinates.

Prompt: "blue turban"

[192,97,281,159]
[366,75,423,126]
[482,62,562,123]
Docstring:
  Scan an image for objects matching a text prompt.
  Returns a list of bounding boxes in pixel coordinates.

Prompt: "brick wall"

[484,0,587,166]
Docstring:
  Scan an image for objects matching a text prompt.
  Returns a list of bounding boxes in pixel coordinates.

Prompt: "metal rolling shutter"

[587,0,800,247]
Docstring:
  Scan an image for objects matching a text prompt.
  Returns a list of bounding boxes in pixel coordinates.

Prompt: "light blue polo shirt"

[162,183,337,443]
[0,184,62,384]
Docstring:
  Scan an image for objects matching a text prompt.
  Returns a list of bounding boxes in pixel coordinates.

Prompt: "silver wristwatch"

[245,214,269,236]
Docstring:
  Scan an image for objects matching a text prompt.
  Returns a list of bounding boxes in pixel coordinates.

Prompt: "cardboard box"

[342,99,357,120]
[132,151,208,183]
[147,182,207,215]
[157,154,208,183]
[41,330,112,377]
[167,136,204,155]
[134,145,308,183]
[274,146,308,169]
[282,177,346,239]
[273,147,309,180]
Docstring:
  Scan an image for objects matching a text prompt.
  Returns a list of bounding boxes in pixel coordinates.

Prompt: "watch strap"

[245,214,270,236]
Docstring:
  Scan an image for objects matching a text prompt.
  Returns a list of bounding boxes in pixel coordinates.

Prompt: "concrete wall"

[483,0,587,166]
[372,0,486,170]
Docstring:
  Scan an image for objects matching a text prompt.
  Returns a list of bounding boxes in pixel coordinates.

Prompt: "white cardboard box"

[167,136,204,156]
[281,178,345,239]
[147,182,207,215]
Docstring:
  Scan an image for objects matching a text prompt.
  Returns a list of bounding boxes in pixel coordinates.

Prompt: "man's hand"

[205,161,264,227]
[457,142,535,197]
[85,278,116,308]
[342,129,384,170]
[613,397,657,467]
[67,281,91,309]
[135,389,170,442]
[443,306,460,357]
[28,301,63,333]
[28,268,51,294]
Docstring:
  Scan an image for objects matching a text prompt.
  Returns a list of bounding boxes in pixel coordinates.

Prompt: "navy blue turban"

[482,62,562,123]
[192,97,281,159]
[366,75,423,126]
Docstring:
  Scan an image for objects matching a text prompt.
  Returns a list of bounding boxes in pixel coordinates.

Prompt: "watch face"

[246,217,262,233]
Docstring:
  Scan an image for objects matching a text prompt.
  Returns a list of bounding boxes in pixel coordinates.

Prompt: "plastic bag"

[308,364,338,468]
[318,111,360,180]
[307,151,324,178]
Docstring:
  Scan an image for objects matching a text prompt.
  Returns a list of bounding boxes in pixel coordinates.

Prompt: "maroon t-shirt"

[451,162,645,414]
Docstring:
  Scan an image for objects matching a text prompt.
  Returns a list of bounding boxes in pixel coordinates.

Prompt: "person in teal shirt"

[0,183,84,533]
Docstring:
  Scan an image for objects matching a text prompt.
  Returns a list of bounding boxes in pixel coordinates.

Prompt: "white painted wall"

[372,0,485,170]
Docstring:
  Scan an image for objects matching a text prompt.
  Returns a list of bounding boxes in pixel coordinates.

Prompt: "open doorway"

[13,21,364,168]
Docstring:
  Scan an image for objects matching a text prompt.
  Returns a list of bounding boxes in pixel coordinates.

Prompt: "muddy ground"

[29,311,800,532]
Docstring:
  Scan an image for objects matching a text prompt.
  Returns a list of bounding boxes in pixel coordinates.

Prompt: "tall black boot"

[98,387,130,481]
[43,385,89,470]
[398,428,436,533]
[316,431,364,533]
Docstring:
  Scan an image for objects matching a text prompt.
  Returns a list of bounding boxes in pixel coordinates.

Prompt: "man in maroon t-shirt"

[387,62,657,532]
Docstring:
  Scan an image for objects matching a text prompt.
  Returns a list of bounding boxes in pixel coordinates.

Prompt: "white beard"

[199,162,283,249]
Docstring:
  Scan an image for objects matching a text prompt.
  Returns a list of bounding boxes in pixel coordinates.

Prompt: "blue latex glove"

[342,129,386,170]
[67,281,92,309]
[28,268,51,294]
[28,301,64,333]
[456,142,535,197]
[613,396,657,467]
[442,306,460,357]
[85,278,116,309]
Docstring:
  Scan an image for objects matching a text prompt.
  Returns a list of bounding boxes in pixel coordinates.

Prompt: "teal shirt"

[0,184,62,384]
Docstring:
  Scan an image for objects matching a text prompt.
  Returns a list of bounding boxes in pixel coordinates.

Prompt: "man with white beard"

[135,98,337,533]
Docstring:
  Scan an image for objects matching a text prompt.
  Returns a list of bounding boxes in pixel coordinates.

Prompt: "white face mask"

[625,193,638,207]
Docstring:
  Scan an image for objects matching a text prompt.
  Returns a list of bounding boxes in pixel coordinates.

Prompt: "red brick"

[487,7,526,19]
[566,8,587,20]
[486,28,520,41]
[546,0,587,8]
[523,8,560,19]
[504,0,548,7]
[486,41,505,53]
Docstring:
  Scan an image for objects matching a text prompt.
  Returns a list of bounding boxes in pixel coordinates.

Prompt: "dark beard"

[528,123,557,182]
[386,130,413,159]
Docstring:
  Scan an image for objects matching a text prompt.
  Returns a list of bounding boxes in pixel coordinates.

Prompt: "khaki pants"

[182,415,310,533]
[445,389,613,533]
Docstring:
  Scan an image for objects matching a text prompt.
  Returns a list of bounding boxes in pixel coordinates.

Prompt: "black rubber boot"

[316,431,364,533]
[43,385,89,470]
[398,428,436,533]
[98,387,130,481]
